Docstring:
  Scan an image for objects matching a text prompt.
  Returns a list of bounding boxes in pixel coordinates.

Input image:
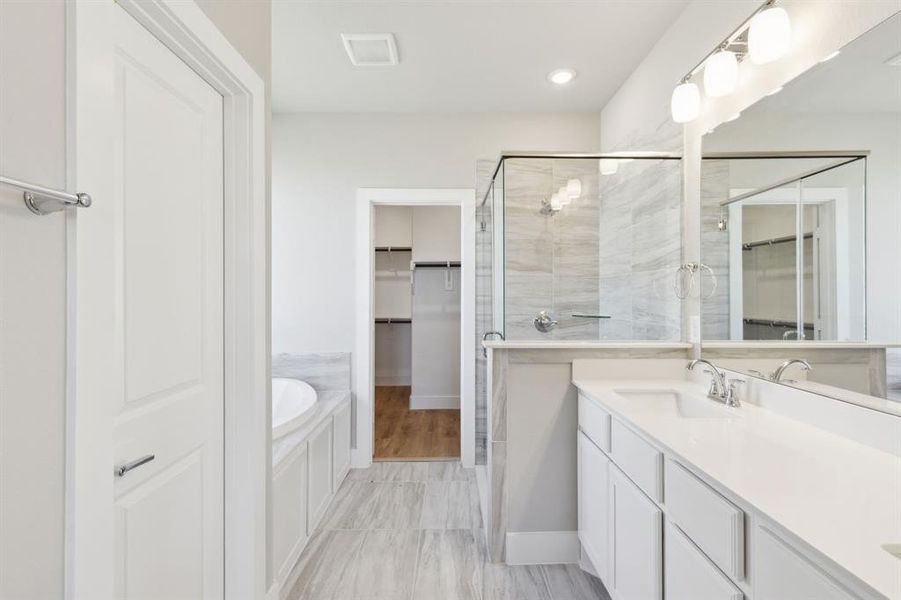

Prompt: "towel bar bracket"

[24,190,93,216]
[1,175,93,216]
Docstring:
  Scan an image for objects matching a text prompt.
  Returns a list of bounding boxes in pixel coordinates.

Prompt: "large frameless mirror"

[700,11,901,407]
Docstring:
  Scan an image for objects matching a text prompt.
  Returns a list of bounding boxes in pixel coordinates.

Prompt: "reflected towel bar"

[0,175,92,215]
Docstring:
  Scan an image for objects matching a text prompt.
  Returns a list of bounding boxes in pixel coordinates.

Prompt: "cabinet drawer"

[665,459,744,581]
[579,393,611,452]
[665,521,743,600]
[611,420,662,502]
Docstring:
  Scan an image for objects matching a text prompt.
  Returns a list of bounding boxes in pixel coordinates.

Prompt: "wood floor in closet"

[374,386,460,461]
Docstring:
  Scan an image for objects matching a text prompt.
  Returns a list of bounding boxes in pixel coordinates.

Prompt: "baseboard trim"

[505,531,580,565]
[410,394,460,410]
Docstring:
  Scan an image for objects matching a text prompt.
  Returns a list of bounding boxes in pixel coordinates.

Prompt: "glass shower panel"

[499,156,683,341]
[800,158,867,341]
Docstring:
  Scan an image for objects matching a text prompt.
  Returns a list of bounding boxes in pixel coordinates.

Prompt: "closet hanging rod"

[374,246,412,252]
[743,318,813,329]
[412,261,461,268]
[0,175,92,216]
[742,233,812,251]
[374,317,412,324]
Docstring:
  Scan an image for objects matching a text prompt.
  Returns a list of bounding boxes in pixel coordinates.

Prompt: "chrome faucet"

[773,359,812,382]
[481,330,504,358]
[687,359,742,407]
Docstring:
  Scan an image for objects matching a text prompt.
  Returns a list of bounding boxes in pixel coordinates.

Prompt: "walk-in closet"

[373,205,461,460]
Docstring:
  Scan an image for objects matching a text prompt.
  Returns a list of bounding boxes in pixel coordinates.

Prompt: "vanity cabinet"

[611,467,663,600]
[755,525,858,600]
[577,431,611,581]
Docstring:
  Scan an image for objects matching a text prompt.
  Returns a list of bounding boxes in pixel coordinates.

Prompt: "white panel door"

[612,467,663,600]
[578,432,611,583]
[105,5,224,598]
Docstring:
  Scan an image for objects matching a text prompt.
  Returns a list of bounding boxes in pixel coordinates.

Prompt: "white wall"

[0,2,67,597]
[272,112,599,356]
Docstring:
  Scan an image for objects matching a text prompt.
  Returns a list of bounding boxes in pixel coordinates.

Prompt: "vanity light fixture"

[748,5,791,64]
[547,68,577,85]
[704,49,739,97]
[670,0,792,123]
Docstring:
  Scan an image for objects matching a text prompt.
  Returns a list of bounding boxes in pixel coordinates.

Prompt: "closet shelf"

[375,270,411,278]
[412,260,461,268]
[743,318,814,329]
[375,246,412,252]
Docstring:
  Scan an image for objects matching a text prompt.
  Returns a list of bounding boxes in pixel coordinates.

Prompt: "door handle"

[115,454,155,478]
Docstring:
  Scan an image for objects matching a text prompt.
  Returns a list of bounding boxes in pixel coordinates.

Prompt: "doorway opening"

[373,205,462,460]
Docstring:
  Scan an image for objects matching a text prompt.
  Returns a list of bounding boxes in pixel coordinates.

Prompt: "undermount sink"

[613,389,739,419]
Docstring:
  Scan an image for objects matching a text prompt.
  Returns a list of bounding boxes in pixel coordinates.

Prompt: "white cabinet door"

[665,521,742,600]
[578,432,611,583]
[612,467,663,600]
[755,526,858,600]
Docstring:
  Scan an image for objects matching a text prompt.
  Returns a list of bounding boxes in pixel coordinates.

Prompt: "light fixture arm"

[677,0,775,85]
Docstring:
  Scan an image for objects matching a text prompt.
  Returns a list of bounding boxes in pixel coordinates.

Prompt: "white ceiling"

[748,11,901,115]
[272,0,689,114]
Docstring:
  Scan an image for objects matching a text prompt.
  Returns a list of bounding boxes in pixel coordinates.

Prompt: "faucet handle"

[726,379,745,407]
[702,369,722,396]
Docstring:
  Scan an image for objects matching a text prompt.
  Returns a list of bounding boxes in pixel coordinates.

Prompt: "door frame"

[354,188,476,468]
[66,1,268,598]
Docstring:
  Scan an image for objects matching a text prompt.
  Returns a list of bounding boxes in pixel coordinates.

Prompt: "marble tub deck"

[284,461,610,600]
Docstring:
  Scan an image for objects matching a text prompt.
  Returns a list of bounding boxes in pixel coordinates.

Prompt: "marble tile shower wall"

[474,159,495,466]
[700,159,731,340]
[272,352,352,392]
[598,159,682,340]
[503,158,600,340]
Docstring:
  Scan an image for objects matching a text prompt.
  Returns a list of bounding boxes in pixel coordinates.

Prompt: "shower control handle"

[533,310,558,333]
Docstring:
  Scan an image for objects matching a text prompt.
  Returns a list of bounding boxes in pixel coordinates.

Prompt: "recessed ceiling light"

[766,86,783,96]
[820,50,840,63]
[724,112,741,123]
[548,68,577,85]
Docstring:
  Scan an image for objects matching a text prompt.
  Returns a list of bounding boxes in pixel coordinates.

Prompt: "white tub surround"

[270,353,354,597]
[271,390,351,597]
[573,361,901,600]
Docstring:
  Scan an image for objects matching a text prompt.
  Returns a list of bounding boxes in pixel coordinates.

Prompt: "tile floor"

[284,461,611,600]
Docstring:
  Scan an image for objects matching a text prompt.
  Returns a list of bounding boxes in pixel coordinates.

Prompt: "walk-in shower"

[473,152,684,463]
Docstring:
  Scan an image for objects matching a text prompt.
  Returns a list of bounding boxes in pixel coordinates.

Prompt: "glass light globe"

[749,6,791,65]
[704,50,738,97]
[671,82,700,123]
[599,159,618,175]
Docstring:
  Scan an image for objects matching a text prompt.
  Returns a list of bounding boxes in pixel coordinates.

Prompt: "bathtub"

[272,377,319,439]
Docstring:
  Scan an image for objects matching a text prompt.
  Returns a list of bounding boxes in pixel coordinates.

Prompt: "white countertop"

[482,340,692,350]
[704,341,901,349]
[573,378,901,600]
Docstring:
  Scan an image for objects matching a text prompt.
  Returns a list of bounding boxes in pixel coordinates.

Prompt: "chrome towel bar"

[0,175,92,215]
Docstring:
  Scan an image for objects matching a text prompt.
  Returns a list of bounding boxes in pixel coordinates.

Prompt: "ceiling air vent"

[341,33,399,67]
